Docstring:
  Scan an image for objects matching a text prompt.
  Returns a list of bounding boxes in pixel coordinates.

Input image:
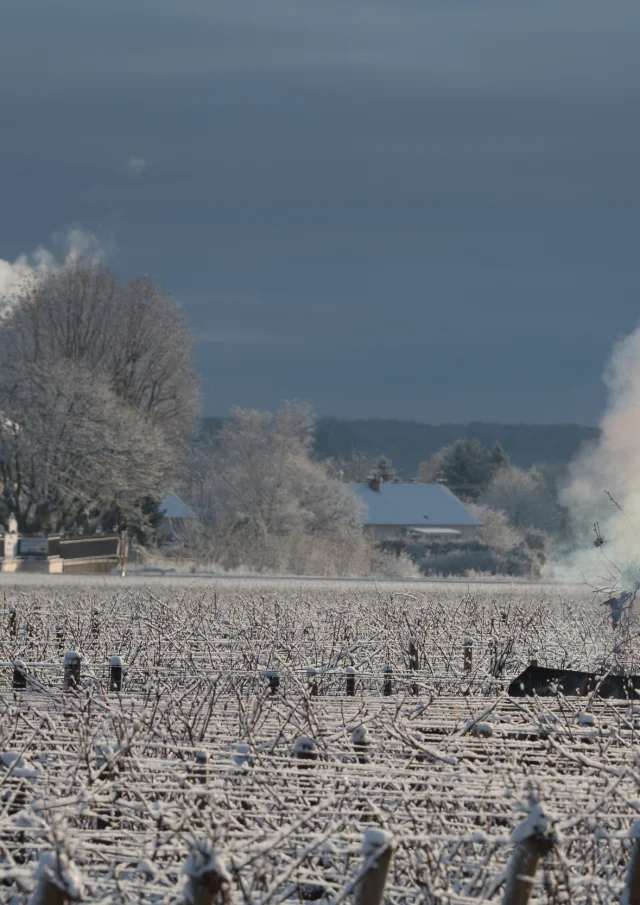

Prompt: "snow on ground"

[0,578,636,903]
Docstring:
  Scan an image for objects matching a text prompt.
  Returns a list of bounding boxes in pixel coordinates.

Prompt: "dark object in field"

[346,666,356,697]
[63,650,81,691]
[109,656,123,692]
[509,664,640,699]
[382,664,393,696]
[264,669,279,695]
[12,659,27,690]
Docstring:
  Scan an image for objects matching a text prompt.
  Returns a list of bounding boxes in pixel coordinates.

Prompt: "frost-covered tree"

[370,455,399,483]
[0,259,199,533]
[186,404,356,567]
[467,503,524,551]
[184,403,408,575]
[417,439,509,500]
[480,464,564,535]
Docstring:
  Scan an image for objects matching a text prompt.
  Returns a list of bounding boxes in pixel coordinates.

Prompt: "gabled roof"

[160,492,196,520]
[349,482,481,528]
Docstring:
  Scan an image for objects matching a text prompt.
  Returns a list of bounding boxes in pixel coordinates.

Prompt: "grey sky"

[2,0,639,424]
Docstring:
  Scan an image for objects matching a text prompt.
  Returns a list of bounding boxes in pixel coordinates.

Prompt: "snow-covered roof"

[349,482,481,528]
[160,492,196,520]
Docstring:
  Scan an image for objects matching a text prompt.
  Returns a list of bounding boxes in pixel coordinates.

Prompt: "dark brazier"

[509,664,640,699]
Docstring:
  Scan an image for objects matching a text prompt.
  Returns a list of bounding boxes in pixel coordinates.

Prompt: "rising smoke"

[560,327,640,590]
[0,228,103,311]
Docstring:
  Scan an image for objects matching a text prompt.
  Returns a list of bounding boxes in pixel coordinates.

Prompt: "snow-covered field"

[1,577,639,903]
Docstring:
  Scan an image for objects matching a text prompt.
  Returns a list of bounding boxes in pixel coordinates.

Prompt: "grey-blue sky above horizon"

[2,0,639,425]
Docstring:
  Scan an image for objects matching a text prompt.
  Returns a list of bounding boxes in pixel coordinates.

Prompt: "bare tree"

[467,503,524,551]
[0,259,199,532]
[183,403,369,574]
[3,259,199,444]
[480,465,563,535]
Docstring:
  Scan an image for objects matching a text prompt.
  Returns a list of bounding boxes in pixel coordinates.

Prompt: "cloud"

[126,156,148,176]
[0,228,104,309]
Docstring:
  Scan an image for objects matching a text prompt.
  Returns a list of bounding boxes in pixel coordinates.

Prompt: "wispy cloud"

[126,156,148,176]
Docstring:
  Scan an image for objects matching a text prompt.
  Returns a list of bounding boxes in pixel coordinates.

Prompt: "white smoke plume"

[0,228,103,311]
[560,326,640,590]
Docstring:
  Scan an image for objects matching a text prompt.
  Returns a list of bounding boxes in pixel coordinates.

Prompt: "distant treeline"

[202,416,599,478]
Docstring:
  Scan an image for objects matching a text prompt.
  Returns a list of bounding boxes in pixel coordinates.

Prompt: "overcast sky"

[1,0,639,424]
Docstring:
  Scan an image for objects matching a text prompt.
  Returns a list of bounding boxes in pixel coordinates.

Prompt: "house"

[158,492,196,540]
[160,492,196,521]
[349,479,481,541]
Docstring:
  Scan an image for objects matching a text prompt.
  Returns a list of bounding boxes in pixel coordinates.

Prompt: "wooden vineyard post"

[63,651,81,692]
[109,656,123,692]
[8,605,18,637]
[408,637,419,695]
[346,665,356,697]
[623,821,640,905]
[90,607,100,641]
[293,735,318,767]
[182,840,232,905]
[355,829,393,905]
[382,665,393,696]
[463,638,473,675]
[195,750,208,784]
[264,669,279,696]
[13,658,27,690]
[503,800,555,905]
[307,667,319,696]
[29,848,84,905]
[55,624,65,655]
[352,726,372,764]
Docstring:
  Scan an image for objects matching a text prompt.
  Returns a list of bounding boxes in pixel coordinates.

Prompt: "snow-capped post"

[90,607,100,641]
[352,725,372,764]
[264,668,279,696]
[63,652,81,692]
[382,664,393,696]
[13,658,27,690]
[463,638,473,675]
[109,656,123,692]
[623,820,640,905]
[346,665,356,697]
[354,828,393,905]
[182,839,232,905]
[293,735,317,768]
[307,667,319,696]
[502,799,556,905]
[29,847,85,905]
[55,624,65,655]
[8,605,18,637]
